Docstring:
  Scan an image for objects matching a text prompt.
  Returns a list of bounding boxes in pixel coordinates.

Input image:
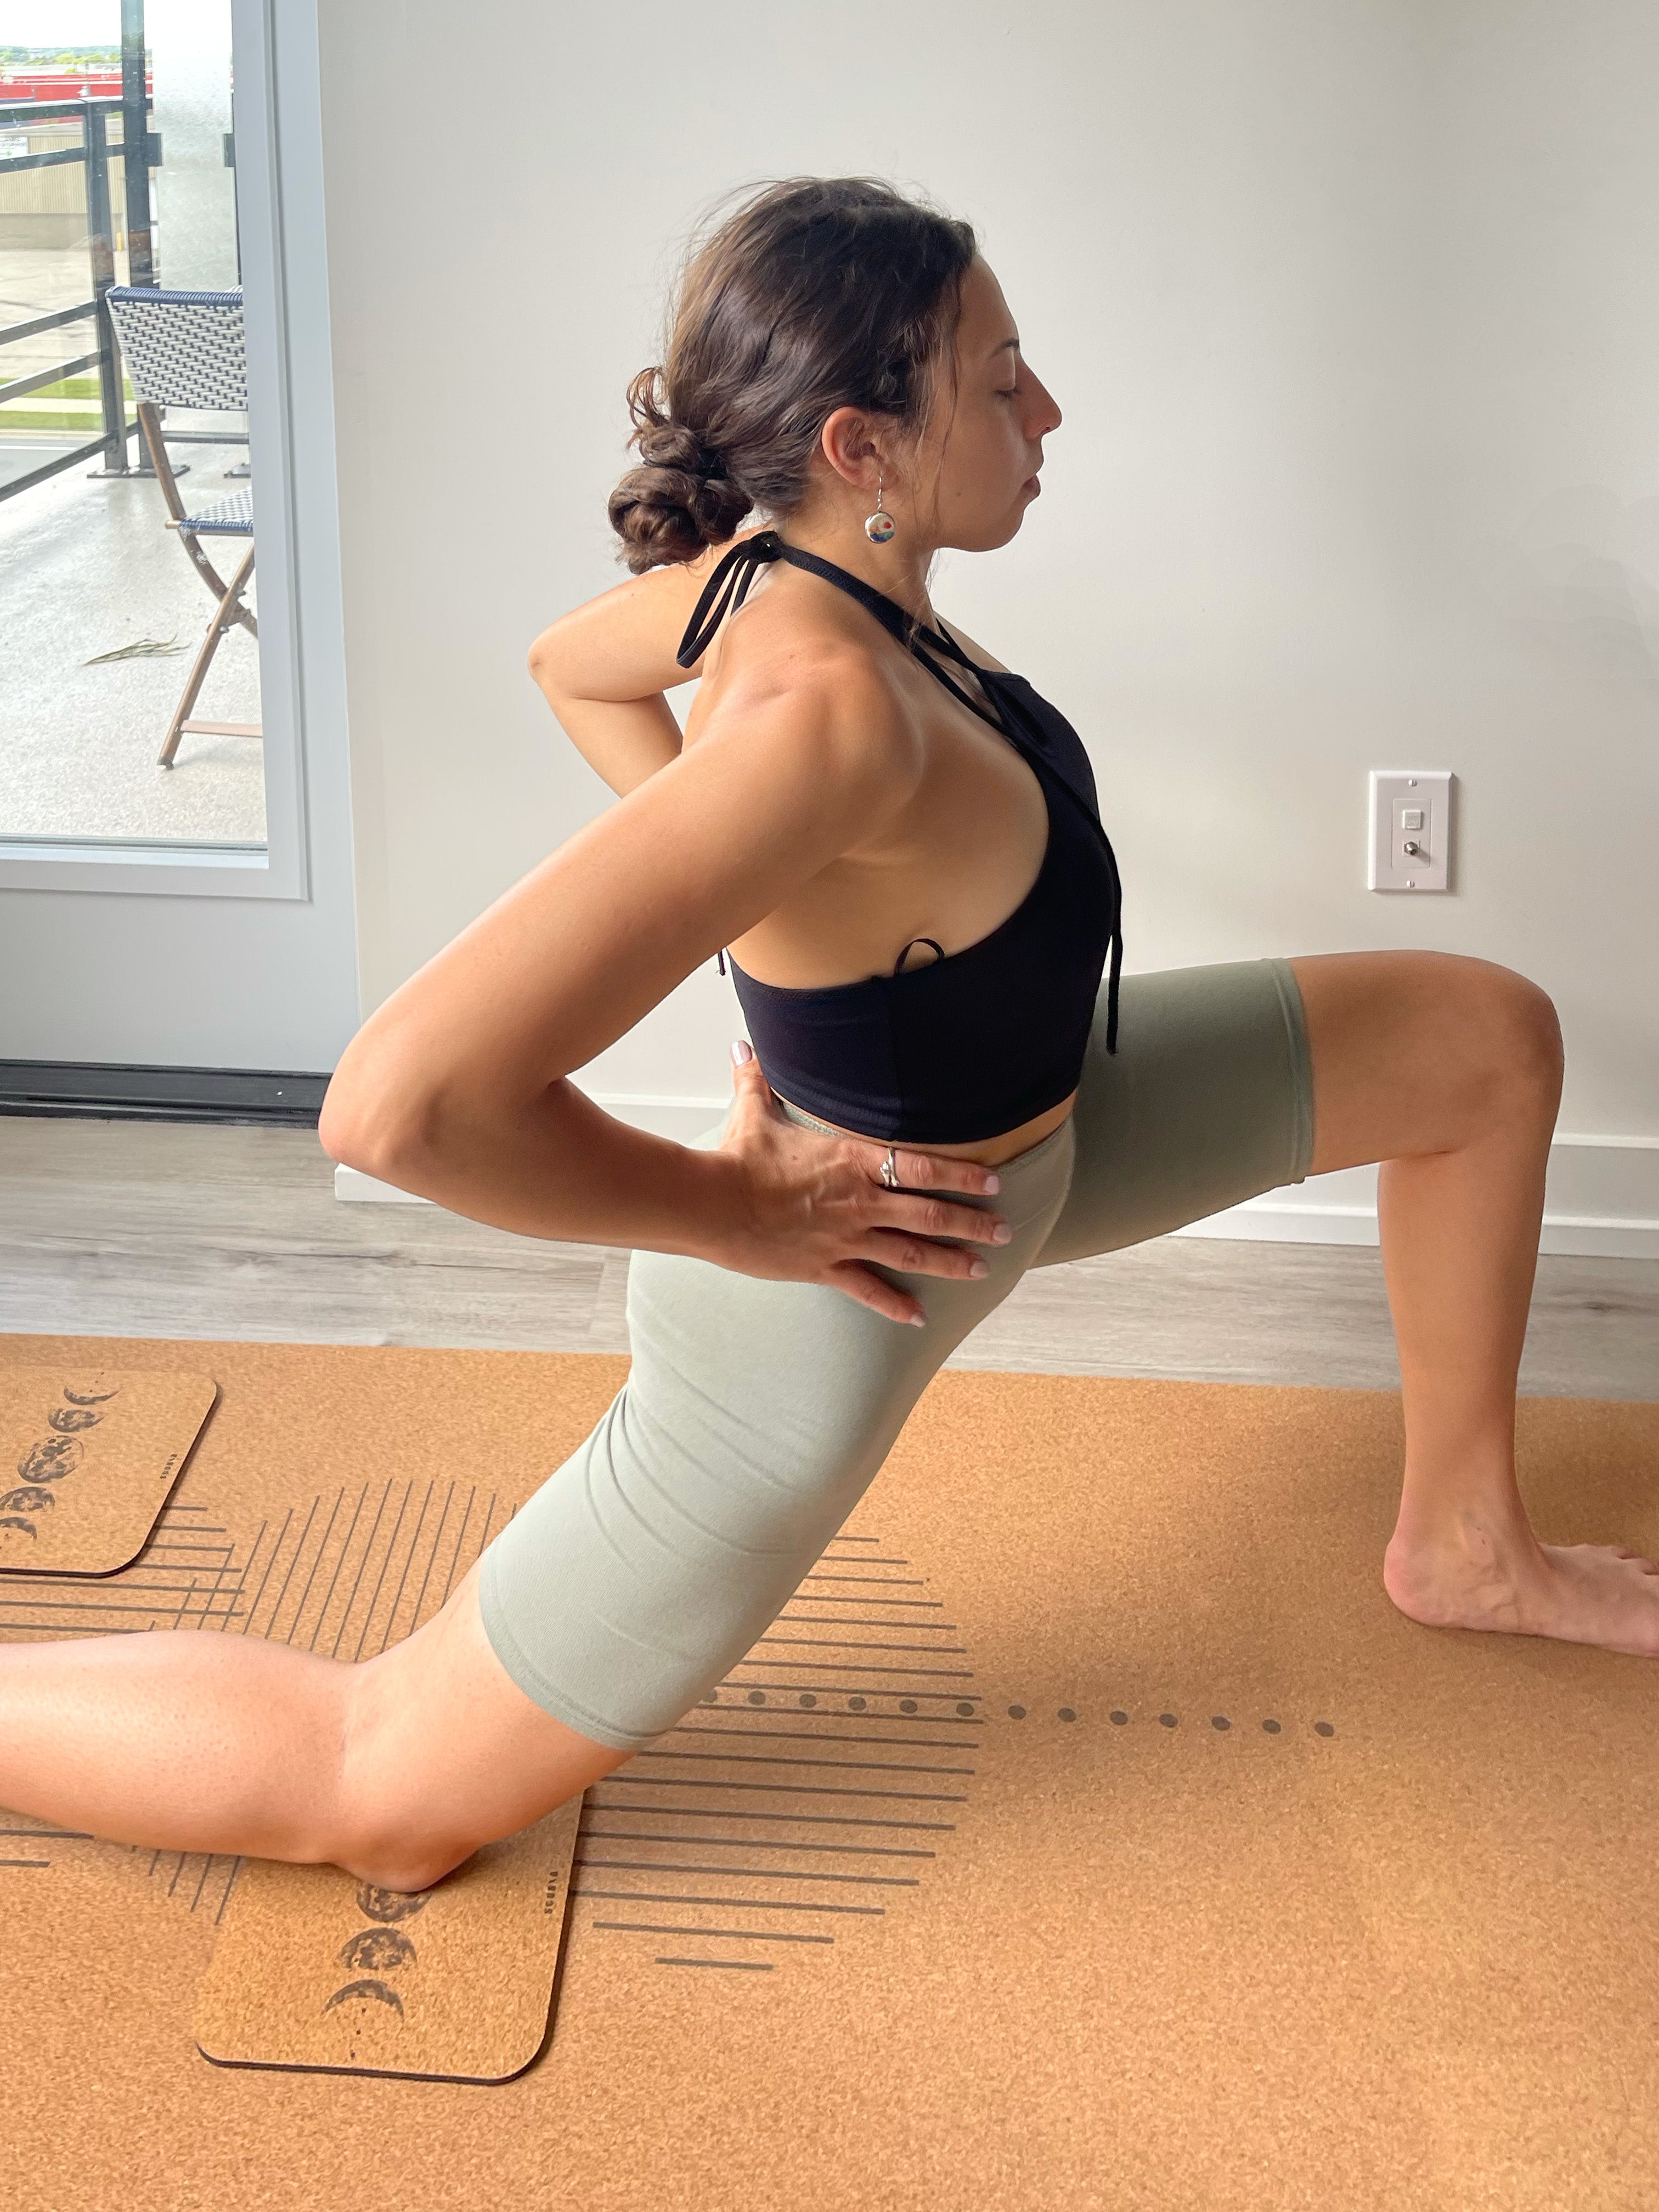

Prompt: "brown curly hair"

[609,176,978,573]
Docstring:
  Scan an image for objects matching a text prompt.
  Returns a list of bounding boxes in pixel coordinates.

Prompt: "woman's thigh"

[472,1099,1078,1759]
[1287,949,1561,1175]
[1032,956,1315,1268]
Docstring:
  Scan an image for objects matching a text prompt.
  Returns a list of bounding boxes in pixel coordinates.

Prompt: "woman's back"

[680,540,1052,1001]
[673,529,1122,1148]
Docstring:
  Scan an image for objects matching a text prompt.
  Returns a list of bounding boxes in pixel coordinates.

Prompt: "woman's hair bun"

[608,365,752,574]
[609,180,977,573]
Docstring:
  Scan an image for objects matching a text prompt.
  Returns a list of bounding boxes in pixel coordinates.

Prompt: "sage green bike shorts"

[478,956,1314,1750]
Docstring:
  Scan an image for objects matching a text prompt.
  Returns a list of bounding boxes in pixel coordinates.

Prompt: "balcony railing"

[0,93,156,503]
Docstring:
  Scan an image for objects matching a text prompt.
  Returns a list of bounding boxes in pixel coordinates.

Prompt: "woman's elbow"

[317,1069,433,1184]
[527,622,572,703]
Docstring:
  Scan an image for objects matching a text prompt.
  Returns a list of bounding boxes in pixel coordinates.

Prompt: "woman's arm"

[319,635,918,1256]
[528,527,770,797]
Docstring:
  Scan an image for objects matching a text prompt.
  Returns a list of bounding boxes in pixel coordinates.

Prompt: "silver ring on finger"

[879,1143,900,1190]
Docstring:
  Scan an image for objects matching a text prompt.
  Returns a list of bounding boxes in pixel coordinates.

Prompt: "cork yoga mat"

[0,1367,217,1573]
[2,1331,1657,2212]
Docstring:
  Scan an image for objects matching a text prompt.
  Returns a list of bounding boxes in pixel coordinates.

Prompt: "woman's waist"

[771,1086,1077,1169]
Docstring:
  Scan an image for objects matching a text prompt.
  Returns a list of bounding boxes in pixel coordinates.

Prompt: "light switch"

[1368,771,1453,892]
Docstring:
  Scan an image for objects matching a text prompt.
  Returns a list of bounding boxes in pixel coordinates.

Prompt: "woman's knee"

[324,1568,624,1892]
[1450,956,1563,1116]
[1297,949,1561,1172]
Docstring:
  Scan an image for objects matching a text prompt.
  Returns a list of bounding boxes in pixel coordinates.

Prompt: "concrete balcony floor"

[0,426,263,845]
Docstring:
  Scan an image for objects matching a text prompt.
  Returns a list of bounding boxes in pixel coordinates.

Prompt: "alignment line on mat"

[603,1778,966,1804]
[240,1510,291,1637]
[786,1596,945,1609]
[377,1480,436,1657]
[285,1491,344,1645]
[223,1519,269,1624]
[408,1481,458,1628]
[673,1724,983,1744]
[800,1574,922,1585]
[583,1802,954,1831]
[579,1828,933,1859]
[310,1482,371,1650]
[267,1496,320,1644]
[656,1957,774,1970]
[328,1479,392,1657]
[577,1859,918,1887]
[574,1889,881,1915]
[633,1755,970,1780]
[436,1486,478,1612]
[0,1598,241,1618]
[720,1669,974,1685]
[595,1921,833,1944]
[353,1480,413,1662]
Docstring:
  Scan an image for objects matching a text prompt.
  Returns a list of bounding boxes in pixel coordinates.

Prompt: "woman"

[4,177,1655,1894]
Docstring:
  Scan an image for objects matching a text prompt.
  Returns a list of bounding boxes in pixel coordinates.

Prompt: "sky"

[1,7,120,48]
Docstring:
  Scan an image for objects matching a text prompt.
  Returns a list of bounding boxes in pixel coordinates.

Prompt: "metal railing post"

[83,100,131,476]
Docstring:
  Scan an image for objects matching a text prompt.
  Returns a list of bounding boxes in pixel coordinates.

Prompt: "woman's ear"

[817,405,887,495]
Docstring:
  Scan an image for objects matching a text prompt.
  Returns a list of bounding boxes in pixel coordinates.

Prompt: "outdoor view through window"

[0,1,263,851]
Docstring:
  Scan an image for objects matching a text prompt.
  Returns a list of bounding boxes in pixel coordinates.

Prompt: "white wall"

[317,1,1659,1241]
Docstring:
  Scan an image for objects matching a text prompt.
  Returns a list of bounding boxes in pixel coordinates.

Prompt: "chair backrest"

[105,286,247,410]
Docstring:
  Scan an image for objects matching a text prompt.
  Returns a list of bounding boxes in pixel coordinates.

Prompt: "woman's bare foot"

[1384,1517,1659,1657]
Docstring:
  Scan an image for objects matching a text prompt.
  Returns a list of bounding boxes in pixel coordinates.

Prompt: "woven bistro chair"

[105,286,259,768]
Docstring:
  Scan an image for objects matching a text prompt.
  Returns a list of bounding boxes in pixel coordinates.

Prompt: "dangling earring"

[864,475,896,544]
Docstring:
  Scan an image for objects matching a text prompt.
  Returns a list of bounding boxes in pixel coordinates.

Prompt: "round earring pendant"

[864,507,896,544]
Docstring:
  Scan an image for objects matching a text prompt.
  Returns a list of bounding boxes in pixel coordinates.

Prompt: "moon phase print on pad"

[321,1884,430,2032]
[0,1371,217,1576]
[17,1434,86,1482]
[2,1403,92,1543]
[48,1404,103,1434]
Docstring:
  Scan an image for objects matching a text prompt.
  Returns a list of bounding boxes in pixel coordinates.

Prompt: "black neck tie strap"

[675,531,785,669]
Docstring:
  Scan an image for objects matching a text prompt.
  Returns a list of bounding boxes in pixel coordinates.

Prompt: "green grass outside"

[0,409,138,436]
[5,375,134,400]
[0,375,137,435]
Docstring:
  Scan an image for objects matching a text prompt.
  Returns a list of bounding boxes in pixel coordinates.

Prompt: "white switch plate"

[1368,770,1453,892]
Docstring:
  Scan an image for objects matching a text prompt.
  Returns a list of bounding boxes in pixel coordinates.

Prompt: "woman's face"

[915,256,1062,552]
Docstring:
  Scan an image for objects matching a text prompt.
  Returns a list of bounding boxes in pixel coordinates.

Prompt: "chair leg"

[159,545,256,768]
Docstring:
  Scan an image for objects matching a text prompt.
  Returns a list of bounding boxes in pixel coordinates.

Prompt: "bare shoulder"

[687,583,927,809]
[933,613,1013,675]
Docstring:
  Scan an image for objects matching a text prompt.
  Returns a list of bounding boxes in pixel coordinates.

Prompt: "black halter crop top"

[675,529,1124,1146]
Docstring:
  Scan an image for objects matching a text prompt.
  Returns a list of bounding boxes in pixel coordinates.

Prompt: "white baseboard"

[334,1165,431,1203]
[334,1099,1659,1261]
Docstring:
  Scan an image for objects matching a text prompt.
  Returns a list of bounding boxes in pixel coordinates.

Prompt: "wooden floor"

[1,1116,1654,1398]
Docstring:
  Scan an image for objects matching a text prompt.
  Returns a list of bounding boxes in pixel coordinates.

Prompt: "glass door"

[0,0,358,1079]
